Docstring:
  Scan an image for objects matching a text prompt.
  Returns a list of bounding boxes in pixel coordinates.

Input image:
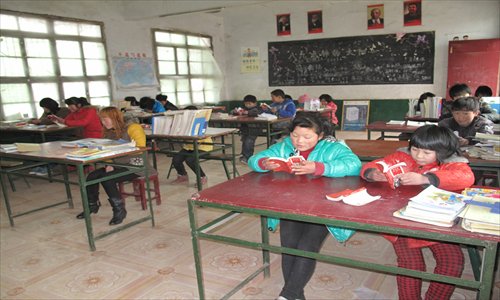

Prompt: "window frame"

[152,28,218,106]
[0,9,112,120]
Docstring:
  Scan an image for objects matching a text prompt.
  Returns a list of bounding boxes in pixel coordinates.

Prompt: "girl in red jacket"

[49,97,102,138]
[361,125,474,300]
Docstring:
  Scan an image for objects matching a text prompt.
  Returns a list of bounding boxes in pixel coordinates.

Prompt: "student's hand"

[367,169,387,181]
[396,172,430,186]
[270,107,278,113]
[30,119,41,125]
[457,136,469,146]
[48,114,64,124]
[291,160,315,175]
[262,159,281,171]
[105,165,114,173]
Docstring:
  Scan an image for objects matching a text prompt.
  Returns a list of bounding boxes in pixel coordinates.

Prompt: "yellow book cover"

[14,143,41,152]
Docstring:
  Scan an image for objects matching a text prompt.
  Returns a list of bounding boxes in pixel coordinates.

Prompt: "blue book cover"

[190,117,206,136]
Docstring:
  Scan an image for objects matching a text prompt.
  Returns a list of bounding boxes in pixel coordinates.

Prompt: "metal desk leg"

[478,242,498,300]
[0,166,14,226]
[143,151,155,227]
[266,123,271,147]
[231,132,237,178]
[188,200,206,299]
[260,216,270,278]
[151,139,158,171]
[77,164,96,251]
[62,164,74,208]
[367,130,372,140]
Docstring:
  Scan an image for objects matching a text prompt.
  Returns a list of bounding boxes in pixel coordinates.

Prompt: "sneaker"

[239,157,248,164]
[35,168,49,176]
[170,175,188,184]
[29,167,41,175]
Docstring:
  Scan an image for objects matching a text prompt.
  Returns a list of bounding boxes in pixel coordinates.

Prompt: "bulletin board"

[341,100,370,131]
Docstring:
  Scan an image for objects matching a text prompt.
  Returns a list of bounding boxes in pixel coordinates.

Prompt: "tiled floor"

[1,130,499,299]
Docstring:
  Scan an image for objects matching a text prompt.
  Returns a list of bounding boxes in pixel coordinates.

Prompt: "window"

[0,10,111,119]
[153,30,223,107]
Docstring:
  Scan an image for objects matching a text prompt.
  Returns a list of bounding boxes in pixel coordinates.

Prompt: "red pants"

[393,238,464,300]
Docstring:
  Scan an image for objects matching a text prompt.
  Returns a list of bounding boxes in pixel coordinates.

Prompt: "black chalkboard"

[268,31,434,86]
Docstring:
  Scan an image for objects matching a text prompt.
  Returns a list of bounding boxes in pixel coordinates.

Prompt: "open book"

[375,160,408,189]
[325,187,381,206]
[267,155,305,173]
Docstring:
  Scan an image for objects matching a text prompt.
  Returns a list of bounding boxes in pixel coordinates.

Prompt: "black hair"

[124,96,139,106]
[409,125,461,163]
[271,89,285,98]
[474,85,493,97]
[284,94,293,100]
[449,83,471,99]
[418,92,435,102]
[64,96,90,107]
[139,97,155,110]
[451,96,480,112]
[156,94,168,102]
[243,94,257,103]
[184,105,198,110]
[288,111,332,138]
[39,98,60,114]
[319,94,334,103]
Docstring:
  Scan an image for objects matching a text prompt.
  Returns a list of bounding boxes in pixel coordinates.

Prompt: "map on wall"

[112,57,159,89]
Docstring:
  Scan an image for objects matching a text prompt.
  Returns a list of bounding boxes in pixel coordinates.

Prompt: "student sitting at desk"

[139,96,166,114]
[170,106,212,186]
[48,97,102,138]
[361,125,474,300]
[30,97,70,125]
[438,96,494,146]
[156,93,178,111]
[248,112,361,300]
[440,83,471,120]
[75,107,154,225]
[261,89,296,144]
[231,94,263,164]
[319,93,339,125]
[474,85,499,123]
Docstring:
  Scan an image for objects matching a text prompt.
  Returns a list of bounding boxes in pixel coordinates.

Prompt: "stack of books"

[393,185,469,227]
[420,96,442,119]
[152,109,212,136]
[460,188,500,235]
[61,138,136,150]
[0,144,17,153]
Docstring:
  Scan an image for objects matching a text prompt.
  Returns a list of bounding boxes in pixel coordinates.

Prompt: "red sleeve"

[360,151,414,180]
[429,162,475,191]
[64,108,95,127]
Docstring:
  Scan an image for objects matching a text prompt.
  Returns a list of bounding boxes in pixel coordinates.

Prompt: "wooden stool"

[118,173,162,210]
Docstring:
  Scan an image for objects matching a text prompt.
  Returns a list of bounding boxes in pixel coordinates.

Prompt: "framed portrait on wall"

[404,0,422,26]
[367,4,384,30]
[277,14,291,36]
[308,10,323,33]
[341,100,370,131]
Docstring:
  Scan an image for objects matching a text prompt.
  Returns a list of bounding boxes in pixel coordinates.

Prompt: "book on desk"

[152,109,212,136]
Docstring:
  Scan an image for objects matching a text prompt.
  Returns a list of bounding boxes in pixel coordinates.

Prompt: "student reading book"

[248,112,361,300]
[74,107,154,226]
[360,125,474,300]
[265,155,305,173]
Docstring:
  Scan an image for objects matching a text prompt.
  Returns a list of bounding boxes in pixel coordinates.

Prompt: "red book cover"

[267,156,305,173]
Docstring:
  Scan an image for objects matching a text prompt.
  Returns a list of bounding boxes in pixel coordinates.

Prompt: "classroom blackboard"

[268,31,435,86]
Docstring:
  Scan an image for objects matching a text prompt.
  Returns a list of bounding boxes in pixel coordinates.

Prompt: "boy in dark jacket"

[232,94,263,163]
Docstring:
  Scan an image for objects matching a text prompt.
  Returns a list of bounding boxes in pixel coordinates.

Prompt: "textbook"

[65,147,137,161]
[14,143,41,152]
[459,189,500,236]
[386,120,405,125]
[61,138,136,150]
[267,155,305,173]
[325,187,381,206]
[375,160,408,189]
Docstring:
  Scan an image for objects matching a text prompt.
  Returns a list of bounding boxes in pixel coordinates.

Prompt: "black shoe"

[76,201,101,219]
[108,198,127,225]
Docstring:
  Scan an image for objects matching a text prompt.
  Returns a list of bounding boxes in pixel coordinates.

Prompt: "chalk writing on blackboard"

[268,31,434,86]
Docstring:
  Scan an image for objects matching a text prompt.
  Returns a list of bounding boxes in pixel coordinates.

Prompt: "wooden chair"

[118,173,162,210]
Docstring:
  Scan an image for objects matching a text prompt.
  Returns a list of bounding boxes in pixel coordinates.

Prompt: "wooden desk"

[188,172,499,299]
[209,116,292,147]
[147,127,238,191]
[0,142,154,251]
[0,125,82,143]
[366,121,421,140]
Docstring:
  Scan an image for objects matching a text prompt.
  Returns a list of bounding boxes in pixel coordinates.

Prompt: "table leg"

[143,151,155,227]
[194,141,202,191]
[231,132,237,178]
[0,165,14,226]
[266,123,271,147]
[62,164,74,209]
[260,216,270,278]
[77,164,96,251]
[151,139,158,171]
[478,242,498,300]
[367,130,372,140]
[188,200,206,299]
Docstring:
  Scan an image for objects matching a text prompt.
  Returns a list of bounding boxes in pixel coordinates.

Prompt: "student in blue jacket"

[248,111,361,300]
[261,88,296,118]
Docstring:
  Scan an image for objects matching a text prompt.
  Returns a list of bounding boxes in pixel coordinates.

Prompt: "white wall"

[1,0,499,102]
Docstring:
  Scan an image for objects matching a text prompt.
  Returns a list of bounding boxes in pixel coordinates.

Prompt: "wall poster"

[240,47,260,73]
[341,100,370,131]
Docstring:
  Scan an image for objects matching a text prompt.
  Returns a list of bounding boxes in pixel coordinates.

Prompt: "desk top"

[366,121,421,133]
[345,139,408,160]
[0,141,146,165]
[192,172,500,243]
[147,127,238,140]
[0,124,80,133]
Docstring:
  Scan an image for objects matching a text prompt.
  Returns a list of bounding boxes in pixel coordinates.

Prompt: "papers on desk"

[65,147,137,161]
[255,113,277,120]
[0,144,18,153]
[0,143,42,153]
[406,120,437,127]
[386,120,405,125]
[61,138,136,150]
[393,185,469,227]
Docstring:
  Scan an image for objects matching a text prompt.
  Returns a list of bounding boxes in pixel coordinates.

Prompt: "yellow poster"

[241,47,260,73]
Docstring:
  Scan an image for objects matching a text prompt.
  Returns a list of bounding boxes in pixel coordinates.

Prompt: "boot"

[76,199,101,219]
[108,197,127,225]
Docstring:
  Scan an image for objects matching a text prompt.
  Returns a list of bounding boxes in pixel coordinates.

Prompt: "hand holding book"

[264,156,306,174]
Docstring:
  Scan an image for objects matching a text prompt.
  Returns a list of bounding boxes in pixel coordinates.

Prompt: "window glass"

[177,92,190,106]
[4,103,32,118]
[177,62,188,75]
[189,49,202,61]
[187,36,200,46]
[27,58,55,76]
[85,59,108,76]
[89,80,109,97]
[0,58,25,76]
[0,37,22,56]
[25,38,52,57]
[63,82,86,99]
[32,83,60,117]
[79,23,101,37]
[90,96,110,107]
[83,42,105,59]
[59,59,84,76]
[158,61,176,75]
[157,47,175,60]
[191,78,204,91]
[19,17,47,33]
[56,40,81,58]
[0,14,18,30]
[155,31,170,43]
[176,79,190,91]
[176,48,187,61]
[0,83,30,103]
[170,33,185,45]
[192,91,205,103]
[54,21,78,35]
[189,62,202,75]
